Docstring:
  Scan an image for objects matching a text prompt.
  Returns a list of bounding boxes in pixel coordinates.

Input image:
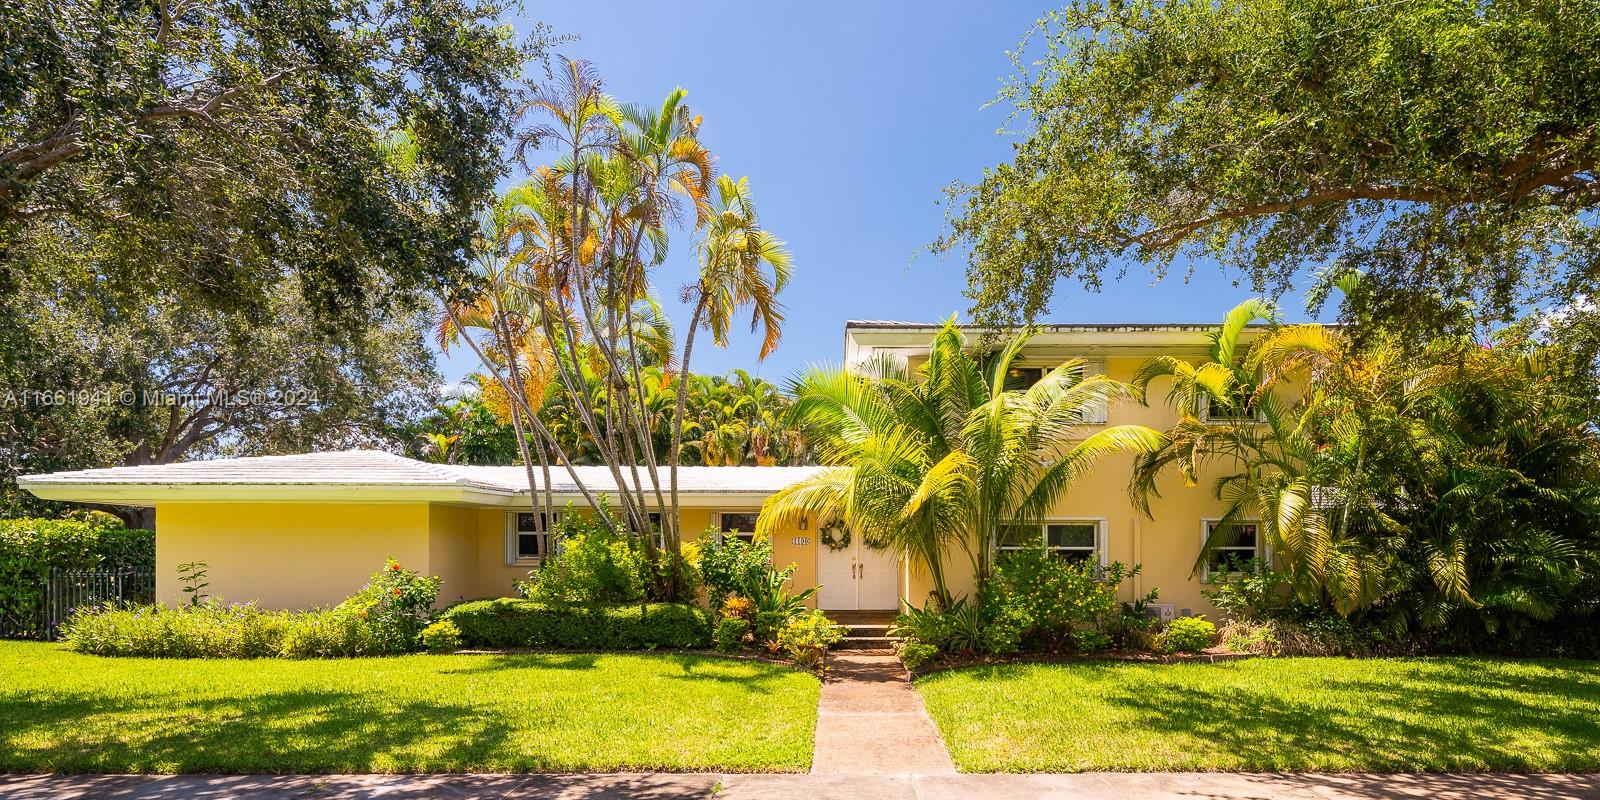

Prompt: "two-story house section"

[843,320,1275,618]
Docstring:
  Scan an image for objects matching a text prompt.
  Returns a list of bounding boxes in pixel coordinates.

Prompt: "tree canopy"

[1,0,544,321]
[940,0,1600,338]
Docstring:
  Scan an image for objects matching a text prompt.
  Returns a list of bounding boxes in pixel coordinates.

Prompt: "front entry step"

[827,610,899,652]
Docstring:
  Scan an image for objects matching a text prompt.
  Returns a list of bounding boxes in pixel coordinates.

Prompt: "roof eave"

[18,480,516,508]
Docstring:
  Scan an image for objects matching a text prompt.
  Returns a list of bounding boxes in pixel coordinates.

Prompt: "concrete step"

[826,611,898,625]
[835,635,898,650]
[841,623,893,638]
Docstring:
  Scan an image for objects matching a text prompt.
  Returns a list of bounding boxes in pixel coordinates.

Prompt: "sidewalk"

[809,651,956,776]
[5,772,1599,799]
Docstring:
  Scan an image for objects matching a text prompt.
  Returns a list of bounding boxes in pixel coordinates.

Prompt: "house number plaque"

[791,536,811,546]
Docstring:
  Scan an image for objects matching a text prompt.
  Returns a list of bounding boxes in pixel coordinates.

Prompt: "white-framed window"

[996,518,1107,566]
[715,511,761,543]
[506,511,561,565]
[1004,360,1109,423]
[1198,388,1263,425]
[1200,518,1264,581]
[1003,366,1045,392]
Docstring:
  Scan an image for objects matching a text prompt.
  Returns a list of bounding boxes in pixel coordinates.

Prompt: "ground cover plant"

[0,641,819,773]
[917,657,1600,773]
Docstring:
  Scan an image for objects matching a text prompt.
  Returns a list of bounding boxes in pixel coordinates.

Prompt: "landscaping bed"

[915,656,1600,772]
[0,641,820,773]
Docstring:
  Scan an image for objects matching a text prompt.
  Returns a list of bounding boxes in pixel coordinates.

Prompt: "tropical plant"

[1132,298,1600,648]
[759,320,1166,604]
[439,59,793,601]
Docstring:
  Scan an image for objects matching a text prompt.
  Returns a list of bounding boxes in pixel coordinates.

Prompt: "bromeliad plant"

[759,320,1166,604]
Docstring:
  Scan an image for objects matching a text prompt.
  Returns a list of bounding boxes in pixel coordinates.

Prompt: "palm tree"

[758,321,1166,605]
[669,175,791,524]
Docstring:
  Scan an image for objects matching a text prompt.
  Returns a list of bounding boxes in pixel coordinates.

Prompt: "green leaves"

[942,0,1600,340]
[768,321,1162,602]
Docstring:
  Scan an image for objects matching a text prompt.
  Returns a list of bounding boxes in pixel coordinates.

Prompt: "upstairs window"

[1004,366,1045,391]
[1003,361,1109,423]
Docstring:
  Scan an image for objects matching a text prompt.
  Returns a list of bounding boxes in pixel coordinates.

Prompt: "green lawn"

[917,657,1600,773]
[0,641,819,773]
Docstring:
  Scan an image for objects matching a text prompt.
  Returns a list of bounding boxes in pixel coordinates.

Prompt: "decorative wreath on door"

[818,518,852,551]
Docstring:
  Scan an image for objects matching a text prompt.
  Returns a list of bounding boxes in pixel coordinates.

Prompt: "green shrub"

[1159,616,1217,653]
[775,609,845,668]
[987,546,1152,653]
[889,602,952,649]
[440,598,710,650]
[64,601,289,658]
[61,558,439,658]
[0,513,152,637]
[278,609,382,658]
[421,620,463,653]
[897,641,940,672]
[700,533,774,612]
[714,615,751,653]
[520,512,649,605]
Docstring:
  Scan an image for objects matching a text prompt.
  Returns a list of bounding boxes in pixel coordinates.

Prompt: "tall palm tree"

[758,321,1166,605]
[669,175,791,527]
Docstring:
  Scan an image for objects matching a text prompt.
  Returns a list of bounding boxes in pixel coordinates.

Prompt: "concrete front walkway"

[810,651,956,776]
[6,772,1600,799]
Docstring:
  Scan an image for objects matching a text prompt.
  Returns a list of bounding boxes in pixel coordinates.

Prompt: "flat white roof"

[20,450,822,508]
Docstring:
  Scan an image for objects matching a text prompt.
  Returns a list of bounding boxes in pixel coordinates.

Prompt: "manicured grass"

[0,641,819,773]
[917,657,1600,773]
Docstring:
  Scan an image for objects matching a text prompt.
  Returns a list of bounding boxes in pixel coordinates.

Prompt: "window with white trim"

[1198,386,1263,424]
[1201,519,1262,580]
[997,519,1105,565]
[506,512,561,565]
[715,511,761,543]
[1003,360,1109,423]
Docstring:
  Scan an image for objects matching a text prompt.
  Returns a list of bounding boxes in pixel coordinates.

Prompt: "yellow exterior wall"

[148,353,1274,616]
[428,504,481,606]
[901,357,1272,616]
[155,502,431,610]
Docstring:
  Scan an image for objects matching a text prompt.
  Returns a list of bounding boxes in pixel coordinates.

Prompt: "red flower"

[390,563,402,572]
[392,588,402,596]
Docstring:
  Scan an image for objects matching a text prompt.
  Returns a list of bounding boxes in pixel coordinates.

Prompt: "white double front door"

[816,533,900,611]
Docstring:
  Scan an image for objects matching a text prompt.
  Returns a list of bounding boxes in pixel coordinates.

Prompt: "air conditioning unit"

[1144,603,1176,623]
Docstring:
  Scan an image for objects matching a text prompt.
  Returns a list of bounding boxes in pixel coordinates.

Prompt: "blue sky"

[438,1,1329,385]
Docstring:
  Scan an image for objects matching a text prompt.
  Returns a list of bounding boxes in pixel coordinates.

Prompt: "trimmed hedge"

[440,599,710,650]
[1,514,152,637]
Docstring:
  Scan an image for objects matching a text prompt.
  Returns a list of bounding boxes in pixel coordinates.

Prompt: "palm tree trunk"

[669,297,707,556]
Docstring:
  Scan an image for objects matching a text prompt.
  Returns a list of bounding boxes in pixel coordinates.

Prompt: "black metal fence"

[39,568,156,641]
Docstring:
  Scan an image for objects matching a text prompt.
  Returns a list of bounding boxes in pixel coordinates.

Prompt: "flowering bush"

[987,546,1153,652]
[337,559,441,653]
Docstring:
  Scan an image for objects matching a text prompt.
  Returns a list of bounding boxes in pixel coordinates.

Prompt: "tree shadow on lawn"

[437,652,602,674]
[1051,660,1600,771]
[0,773,720,800]
[0,688,533,773]
[436,652,805,694]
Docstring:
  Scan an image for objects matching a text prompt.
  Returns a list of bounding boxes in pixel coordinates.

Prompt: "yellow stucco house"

[20,322,1265,618]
